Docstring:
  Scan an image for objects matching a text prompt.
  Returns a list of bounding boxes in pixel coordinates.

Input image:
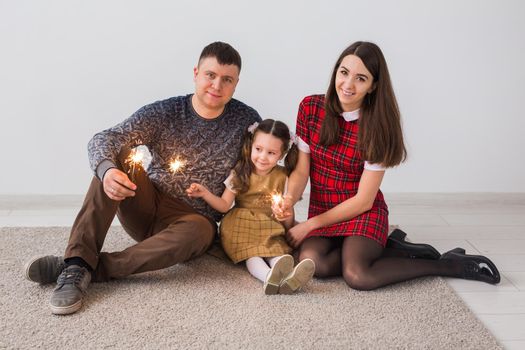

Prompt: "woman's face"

[335,54,375,112]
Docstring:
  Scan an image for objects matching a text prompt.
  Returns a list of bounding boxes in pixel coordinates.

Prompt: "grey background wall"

[1,0,524,194]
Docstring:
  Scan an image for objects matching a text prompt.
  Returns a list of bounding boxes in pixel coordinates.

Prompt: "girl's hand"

[272,195,294,221]
[286,220,314,248]
[186,183,208,198]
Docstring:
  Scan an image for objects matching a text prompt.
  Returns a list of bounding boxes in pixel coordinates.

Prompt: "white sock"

[246,257,271,283]
[266,256,281,268]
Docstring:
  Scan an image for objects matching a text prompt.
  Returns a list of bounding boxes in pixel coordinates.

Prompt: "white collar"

[341,109,360,122]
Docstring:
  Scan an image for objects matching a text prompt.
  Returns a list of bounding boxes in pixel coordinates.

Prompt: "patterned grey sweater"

[88,94,261,222]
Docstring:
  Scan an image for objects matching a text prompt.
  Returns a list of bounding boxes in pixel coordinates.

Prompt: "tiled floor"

[1,193,524,349]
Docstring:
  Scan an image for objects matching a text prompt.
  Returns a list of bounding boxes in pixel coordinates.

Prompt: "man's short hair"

[199,42,242,71]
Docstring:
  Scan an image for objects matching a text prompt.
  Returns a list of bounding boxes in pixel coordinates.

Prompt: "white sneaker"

[279,258,315,294]
[263,255,294,295]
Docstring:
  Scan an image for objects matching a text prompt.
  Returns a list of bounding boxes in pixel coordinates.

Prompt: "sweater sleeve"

[87,103,163,178]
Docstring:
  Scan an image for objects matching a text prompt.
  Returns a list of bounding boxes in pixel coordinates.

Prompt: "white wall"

[1,0,524,194]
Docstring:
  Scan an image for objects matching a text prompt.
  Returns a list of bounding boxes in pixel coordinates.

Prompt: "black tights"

[298,236,462,290]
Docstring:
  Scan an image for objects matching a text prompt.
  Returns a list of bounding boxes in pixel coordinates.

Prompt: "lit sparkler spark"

[125,148,146,182]
[169,158,186,173]
[271,192,284,208]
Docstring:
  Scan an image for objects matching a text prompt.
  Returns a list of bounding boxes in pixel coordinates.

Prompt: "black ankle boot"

[441,248,501,284]
[386,229,441,260]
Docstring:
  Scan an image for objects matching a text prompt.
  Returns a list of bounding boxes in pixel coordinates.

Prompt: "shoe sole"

[50,300,82,315]
[264,255,294,295]
[24,255,62,284]
[24,255,40,282]
[279,259,315,295]
[24,255,51,284]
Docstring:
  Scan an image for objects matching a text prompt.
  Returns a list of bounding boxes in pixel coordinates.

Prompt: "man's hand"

[186,183,209,198]
[103,168,137,201]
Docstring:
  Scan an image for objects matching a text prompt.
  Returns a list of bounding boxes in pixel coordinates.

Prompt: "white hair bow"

[247,122,259,134]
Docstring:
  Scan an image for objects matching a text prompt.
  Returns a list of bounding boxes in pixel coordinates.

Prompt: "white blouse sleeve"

[296,135,311,153]
[364,161,386,171]
[223,171,237,194]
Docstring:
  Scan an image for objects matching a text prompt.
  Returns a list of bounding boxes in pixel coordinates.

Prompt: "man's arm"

[88,103,163,180]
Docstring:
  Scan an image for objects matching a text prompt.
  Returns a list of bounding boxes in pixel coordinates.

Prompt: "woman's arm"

[187,183,236,213]
[310,169,384,229]
[273,151,310,220]
[281,209,296,231]
[286,169,385,247]
[286,151,310,204]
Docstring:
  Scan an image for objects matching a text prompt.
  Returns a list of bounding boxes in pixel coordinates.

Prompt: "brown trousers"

[65,151,216,282]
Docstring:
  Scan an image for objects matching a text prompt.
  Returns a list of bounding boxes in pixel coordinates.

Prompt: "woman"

[274,41,500,290]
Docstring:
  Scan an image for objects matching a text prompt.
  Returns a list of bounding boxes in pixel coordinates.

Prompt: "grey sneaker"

[50,265,91,315]
[24,255,65,284]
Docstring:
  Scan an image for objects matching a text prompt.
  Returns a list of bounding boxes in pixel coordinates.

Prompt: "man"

[24,42,261,315]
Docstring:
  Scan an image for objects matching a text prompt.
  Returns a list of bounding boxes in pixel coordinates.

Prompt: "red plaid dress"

[296,95,389,246]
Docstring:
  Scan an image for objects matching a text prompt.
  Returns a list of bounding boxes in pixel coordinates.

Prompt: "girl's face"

[251,132,284,176]
[335,54,375,112]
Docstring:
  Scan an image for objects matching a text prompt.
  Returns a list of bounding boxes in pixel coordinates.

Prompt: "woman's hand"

[286,220,315,248]
[103,168,137,201]
[186,183,209,198]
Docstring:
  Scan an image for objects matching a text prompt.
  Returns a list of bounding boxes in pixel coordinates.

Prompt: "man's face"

[193,57,239,115]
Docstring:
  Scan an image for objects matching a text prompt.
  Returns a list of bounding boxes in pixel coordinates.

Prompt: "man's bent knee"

[169,214,215,257]
[183,214,215,240]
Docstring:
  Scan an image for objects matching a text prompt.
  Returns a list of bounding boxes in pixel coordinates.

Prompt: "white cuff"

[364,161,385,171]
[296,135,310,153]
[223,171,237,193]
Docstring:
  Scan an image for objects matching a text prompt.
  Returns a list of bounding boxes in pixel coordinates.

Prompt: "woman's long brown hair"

[321,41,407,167]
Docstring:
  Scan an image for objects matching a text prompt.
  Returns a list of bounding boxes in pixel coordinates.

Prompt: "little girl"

[187,119,315,295]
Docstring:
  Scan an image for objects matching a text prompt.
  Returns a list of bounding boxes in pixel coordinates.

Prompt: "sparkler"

[169,157,186,173]
[271,192,284,208]
[125,148,146,182]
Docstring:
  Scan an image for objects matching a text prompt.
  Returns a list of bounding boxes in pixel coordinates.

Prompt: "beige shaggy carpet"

[0,227,502,349]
